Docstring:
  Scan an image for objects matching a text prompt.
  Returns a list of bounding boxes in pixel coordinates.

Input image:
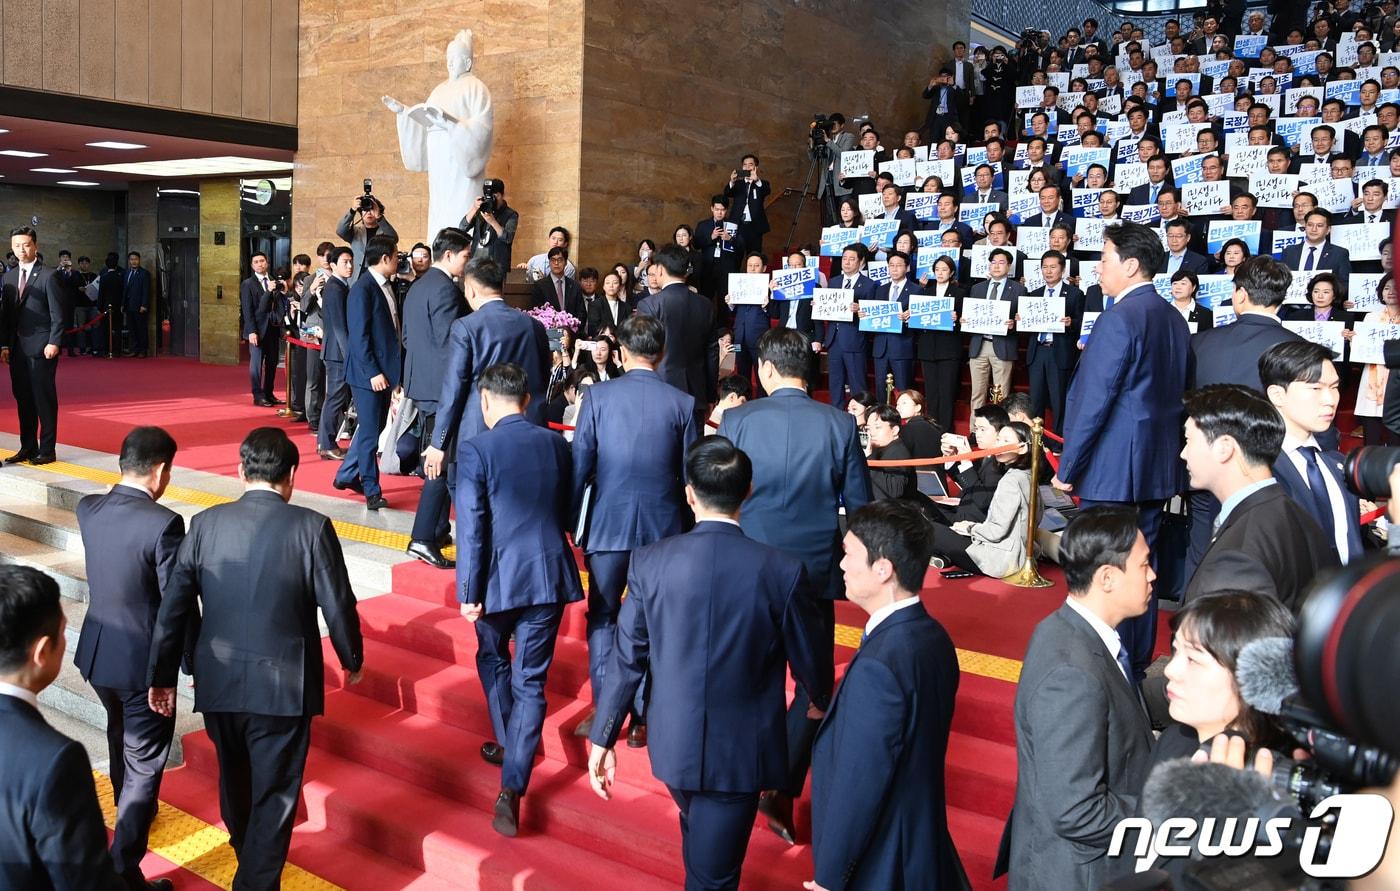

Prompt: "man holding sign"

[820,245,875,405]
[1023,251,1084,434]
[725,253,775,394]
[966,249,1026,410]
[869,251,918,395]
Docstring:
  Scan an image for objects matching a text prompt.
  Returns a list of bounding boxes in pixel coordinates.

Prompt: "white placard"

[1018,296,1067,333]
[1181,181,1231,215]
[1285,271,1317,305]
[916,158,954,187]
[1076,218,1108,252]
[1282,321,1347,358]
[1350,273,1387,312]
[840,150,876,179]
[1017,226,1053,259]
[811,288,855,322]
[1114,163,1150,192]
[1296,162,1332,185]
[1249,173,1301,209]
[727,273,769,305]
[960,297,1012,336]
[858,192,884,221]
[1162,122,1209,155]
[879,158,917,187]
[1350,321,1400,364]
[1226,145,1271,180]
[1017,85,1044,108]
[1331,223,1388,261]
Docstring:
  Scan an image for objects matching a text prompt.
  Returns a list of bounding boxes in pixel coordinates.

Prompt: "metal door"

[160,239,201,358]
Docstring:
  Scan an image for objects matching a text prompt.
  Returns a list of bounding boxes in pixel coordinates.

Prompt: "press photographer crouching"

[336,180,399,274]
[460,178,518,270]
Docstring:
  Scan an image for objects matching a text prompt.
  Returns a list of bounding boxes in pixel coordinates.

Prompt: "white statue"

[383,29,494,243]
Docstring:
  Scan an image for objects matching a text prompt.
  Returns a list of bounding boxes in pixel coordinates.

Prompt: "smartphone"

[730,344,742,353]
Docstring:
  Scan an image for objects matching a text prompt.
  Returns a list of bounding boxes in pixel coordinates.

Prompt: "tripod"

[783,143,837,254]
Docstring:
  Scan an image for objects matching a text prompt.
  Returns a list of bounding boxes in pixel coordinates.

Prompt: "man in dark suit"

[455,363,583,836]
[75,427,184,891]
[822,244,874,405]
[922,67,968,142]
[1024,251,1083,435]
[695,196,746,301]
[240,251,281,407]
[999,507,1155,890]
[964,164,1010,213]
[571,315,696,744]
[1,226,66,465]
[767,252,822,387]
[332,236,402,511]
[1180,385,1339,611]
[1278,209,1352,278]
[148,427,364,890]
[810,501,968,889]
[587,436,830,889]
[97,252,123,357]
[122,252,152,357]
[718,327,871,844]
[1056,222,1189,680]
[725,154,772,255]
[401,228,471,568]
[870,183,921,233]
[1020,184,1073,229]
[637,245,716,422]
[528,246,586,319]
[1125,155,1173,207]
[0,565,128,891]
[1262,341,1366,565]
[870,250,918,396]
[316,247,354,460]
[966,248,1026,410]
[1162,221,1212,276]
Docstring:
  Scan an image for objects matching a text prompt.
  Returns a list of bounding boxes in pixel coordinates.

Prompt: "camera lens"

[1343,446,1400,501]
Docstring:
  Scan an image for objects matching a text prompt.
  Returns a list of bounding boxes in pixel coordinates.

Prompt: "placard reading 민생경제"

[810,288,854,322]
[1195,275,1237,311]
[1018,297,1067,333]
[908,295,956,331]
[861,219,900,251]
[770,266,816,301]
[1349,321,1400,364]
[858,300,903,333]
[820,225,856,257]
[960,297,1012,336]
[915,246,959,279]
[840,150,876,179]
[1282,320,1348,358]
[1171,154,1209,186]
[727,273,769,305]
[1207,220,1261,255]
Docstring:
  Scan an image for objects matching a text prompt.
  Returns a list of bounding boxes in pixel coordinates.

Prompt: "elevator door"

[161,239,200,359]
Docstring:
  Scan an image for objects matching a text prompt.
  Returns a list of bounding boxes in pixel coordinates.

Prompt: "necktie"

[555,278,565,309]
[1304,246,1317,272]
[938,88,949,115]
[1298,446,1337,550]
[1150,182,1160,203]
[1370,214,1379,224]
[381,281,400,334]
[1114,635,1134,685]
[17,267,27,297]
[260,276,269,291]
[1105,296,1115,309]
[990,281,1001,301]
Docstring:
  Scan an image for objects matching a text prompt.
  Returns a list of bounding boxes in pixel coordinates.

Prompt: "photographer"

[336,189,399,275]
[724,154,771,255]
[460,178,518,270]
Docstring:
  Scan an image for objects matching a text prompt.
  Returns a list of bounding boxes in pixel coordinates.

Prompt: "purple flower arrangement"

[526,305,581,331]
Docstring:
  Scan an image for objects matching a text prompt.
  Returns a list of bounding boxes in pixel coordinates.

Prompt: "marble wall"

[198,179,244,365]
[0,183,118,262]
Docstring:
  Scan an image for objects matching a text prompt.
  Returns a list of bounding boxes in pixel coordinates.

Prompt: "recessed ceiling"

[0,115,293,190]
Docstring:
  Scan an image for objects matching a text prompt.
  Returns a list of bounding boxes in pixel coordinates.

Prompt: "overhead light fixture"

[0,149,46,158]
[158,188,200,196]
[78,155,293,177]
[30,167,76,174]
[56,180,101,187]
[85,141,147,150]
[0,129,9,134]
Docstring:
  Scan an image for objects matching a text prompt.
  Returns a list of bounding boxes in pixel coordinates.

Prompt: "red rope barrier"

[1043,429,1064,444]
[867,442,1019,467]
[284,335,323,351]
[1361,506,1386,525]
[63,312,106,335]
[548,421,575,432]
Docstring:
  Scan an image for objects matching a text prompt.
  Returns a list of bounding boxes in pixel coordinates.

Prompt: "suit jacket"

[529,274,587,320]
[916,283,965,361]
[1059,282,1190,501]
[590,521,831,793]
[934,219,977,249]
[571,368,696,552]
[1342,208,1396,225]
[343,271,402,390]
[963,188,1010,213]
[456,414,583,611]
[119,266,150,313]
[319,275,351,363]
[636,282,715,402]
[1021,210,1072,230]
[1163,250,1212,276]
[823,273,876,355]
[725,176,772,235]
[811,605,968,891]
[431,299,552,450]
[1,263,67,355]
[694,218,747,283]
[951,455,1006,523]
[1024,281,1085,369]
[1188,313,1304,391]
[74,485,185,691]
[585,295,637,337]
[0,695,126,891]
[239,275,277,341]
[718,388,871,598]
[967,277,1026,361]
[1279,240,1352,278]
[1126,181,1173,207]
[871,279,917,360]
[1182,483,1340,612]
[923,83,970,136]
[1002,604,1154,891]
[869,206,922,233]
[1273,445,1363,565]
[147,491,364,716]
[97,267,122,311]
[401,267,466,408]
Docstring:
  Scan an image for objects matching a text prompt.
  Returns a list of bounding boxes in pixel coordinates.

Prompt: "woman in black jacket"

[914,255,965,434]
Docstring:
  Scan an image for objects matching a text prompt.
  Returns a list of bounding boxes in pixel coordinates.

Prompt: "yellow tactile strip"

[7,451,1022,683]
[93,770,343,890]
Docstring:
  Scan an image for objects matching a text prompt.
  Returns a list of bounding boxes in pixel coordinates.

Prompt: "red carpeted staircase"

[157,557,1021,890]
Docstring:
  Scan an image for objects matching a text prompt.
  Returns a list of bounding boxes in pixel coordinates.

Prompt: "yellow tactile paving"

[93,771,343,890]
[7,450,1023,683]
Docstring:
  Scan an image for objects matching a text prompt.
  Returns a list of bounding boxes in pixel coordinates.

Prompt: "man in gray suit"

[998,506,1155,891]
[966,248,1026,409]
[816,114,857,209]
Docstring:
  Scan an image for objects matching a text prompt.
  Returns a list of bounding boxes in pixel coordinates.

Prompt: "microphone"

[1234,636,1298,717]
[1141,759,1286,829]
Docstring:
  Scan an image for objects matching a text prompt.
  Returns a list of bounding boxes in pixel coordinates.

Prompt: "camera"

[357,178,376,213]
[482,178,501,204]
[395,252,411,277]
[1343,445,1400,500]
[270,276,286,293]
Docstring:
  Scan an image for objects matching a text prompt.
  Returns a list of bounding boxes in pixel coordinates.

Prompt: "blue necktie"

[1298,446,1338,553]
[1304,246,1317,272]
[1114,634,1133,685]
[1104,296,1115,309]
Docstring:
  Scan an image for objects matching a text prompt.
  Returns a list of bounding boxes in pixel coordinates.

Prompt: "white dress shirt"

[864,595,924,637]
[1281,433,1353,561]
[0,680,38,708]
[1063,596,1128,681]
[367,268,400,333]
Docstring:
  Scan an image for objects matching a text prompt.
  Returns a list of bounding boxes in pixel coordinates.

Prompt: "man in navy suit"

[74,427,183,891]
[1162,220,1211,276]
[870,183,921,233]
[725,154,772,254]
[456,363,583,837]
[401,228,471,568]
[638,245,716,420]
[870,250,918,396]
[1262,341,1366,564]
[586,436,830,890]
[1055,221,1189,680]
[933,193,976,248]
[332,236,402,510]
[240,251,281,407]
[528,246,586,319]
[315,247,354,459]
[718,327,870,843]
[1024,251,1083,435]
[0,565,128,891]
[1278,209,1352,277]
[121,252,152,357]
[822,244,874,404]
[1125,155,1173,207]
[571,314,697,745]
[808,500,967,890]
[2,226,67,465]
[1020,184,1072,229]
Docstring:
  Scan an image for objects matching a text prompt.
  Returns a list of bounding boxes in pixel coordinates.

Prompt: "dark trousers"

[128,308,149,355]
[9,350,59,455]
[93,685,175,879]
[1185,489,1220,581]
[475,602,565,794]
[827,350,868,405]
[305,347,325,430]
[584,550,646,719]
[410,411,453,543]
[288,345,306,413]
[873,354,915,399]
[668,787,761,891]
[1078,498,1166,680]
[248,334,278,401]
[204,712,312,891]
[1027,351,1069,434]
[318,359,350,451]
[781,598,834,798]
[921,357,960,434]
[336,384,388,498]
[930,522,982,573]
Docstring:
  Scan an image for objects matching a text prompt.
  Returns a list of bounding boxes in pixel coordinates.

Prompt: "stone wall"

[0,183,118,262]
[198,179,243,365]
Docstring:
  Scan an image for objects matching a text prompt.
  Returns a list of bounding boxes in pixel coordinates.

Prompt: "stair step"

[0,530,89,600]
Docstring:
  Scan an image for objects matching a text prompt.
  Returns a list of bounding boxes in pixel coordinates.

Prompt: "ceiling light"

[78,156,293,177]
[85,141,147,150]
[158,188,200,196]
[55,180,100,187]
[0,149,46,158]
[30,167,76,174]
[0,129,9,134]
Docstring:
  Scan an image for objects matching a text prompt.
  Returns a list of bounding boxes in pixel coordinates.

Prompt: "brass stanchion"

[106,308,114,359]
[1002,417,1053,588]
[277,336,295,418]
[885,372,896,404]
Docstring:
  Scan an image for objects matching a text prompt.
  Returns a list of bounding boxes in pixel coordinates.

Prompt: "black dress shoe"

[437,532,453,549]
[627,722,647,749]
[144,878,174,891]
[267,397,286,405]
[332,477,364,494]
[291,413,307,422]
[758,791,796,845]
[492,788,520,837]
[318,447,347,460]
[365,494,388,511]
[407,540,454,568]
[480,742,505,765]
[2,450,36,466]
[257,399,277,407]
[30,454,56,465]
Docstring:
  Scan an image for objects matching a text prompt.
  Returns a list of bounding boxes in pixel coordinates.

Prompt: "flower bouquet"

[526,305,582,352]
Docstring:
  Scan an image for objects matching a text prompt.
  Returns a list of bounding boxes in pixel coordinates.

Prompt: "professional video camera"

[395,251,411,278]
[357,178,376,213]
[1343,445,1400,500]
[810,114,831,156]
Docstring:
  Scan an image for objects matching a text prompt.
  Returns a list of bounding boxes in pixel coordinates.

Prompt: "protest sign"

[811,288,854,322]
[1349,273,1387,312]
[1285,271,1317,305]
[1214,305,1239,327]
[865,260,891,284]
[1226,145,1271,179]
[960,203,1001,232]
[1272,231,1306,257]
[727,273,769,305]
[1018,296,1067,333]
[879,158,917,187]
[771,266,816,301]
[1163,123,1209,155]
[840,150,875,179]
[1330,222,1388,261]
[1076,218,1108,252]
[1122,203,1161,224]
[1182,181,1231,215]
[908,295,956,331]
[1282,321,1348,357]
[1062,146,1110,180]
[960,297,1012,336]
[1206,220,1262,254]
[1079,311,1102,342]
[1114,162,1150,192]
[1196,275,1236,311]
[861,219,900,251]
[1250,173,1301,209]
[821,225,858,257]
[858,299,903,333]
[1017,226,1053,259]
[915,246,959,279]
[1073,188,1107,218]
[1171,154,1210,186]
[1350,321,1400,364]
[905,192,938,220]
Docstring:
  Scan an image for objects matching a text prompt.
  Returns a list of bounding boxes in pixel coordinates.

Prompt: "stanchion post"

[1002,417,1053,588]
[106,308,114,359]
[885,372,895,404]
[277,337,295,418]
